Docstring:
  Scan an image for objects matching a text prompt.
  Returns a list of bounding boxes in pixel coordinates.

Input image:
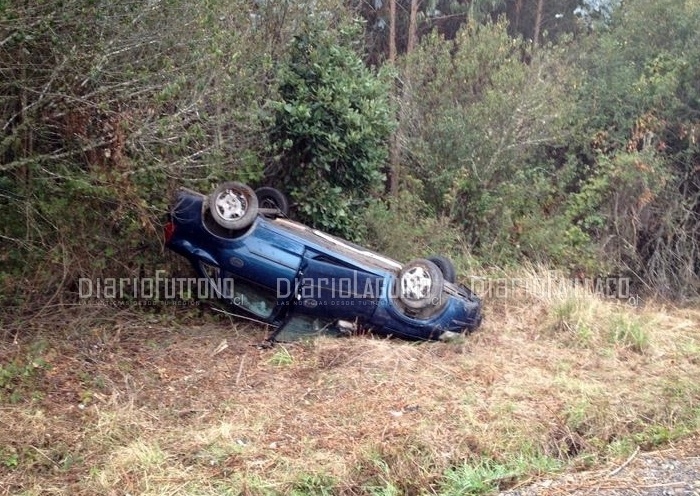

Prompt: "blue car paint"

[166,188,482,340]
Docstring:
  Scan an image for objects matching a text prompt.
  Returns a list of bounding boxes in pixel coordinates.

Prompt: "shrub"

[267,21,394,240]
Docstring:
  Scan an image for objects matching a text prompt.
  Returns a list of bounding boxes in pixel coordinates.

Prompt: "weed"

[508,450,563,477]
[365,483,402,496]
[269,346,294,366]
[439,458,517,495]
[59,452,81,471]
[193,441,243,467]
[90,440,169,491]
[551,297,580,332]
[440,451,562,495]
[604,438,638,459]
[546,291,604,348]
[358,451,403,495]
[290,473,338,495]
[631,425,692,449]
[1,447,19,469]
[564,399,594,433]
[0,355,48,403]
[677,339,700,362]
[608,314,649,353]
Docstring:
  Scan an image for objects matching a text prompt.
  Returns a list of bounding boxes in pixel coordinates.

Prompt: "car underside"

[165,182,483,341]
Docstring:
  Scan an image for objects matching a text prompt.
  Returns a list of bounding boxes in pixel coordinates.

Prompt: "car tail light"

[164,220,175,243]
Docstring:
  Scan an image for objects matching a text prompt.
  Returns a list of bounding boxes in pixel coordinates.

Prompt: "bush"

[267,21,394,240]
[0,0,313,310]
[363,189,479,275]
[397,20,580,265]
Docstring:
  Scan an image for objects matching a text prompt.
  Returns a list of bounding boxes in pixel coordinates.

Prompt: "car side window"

[230,278,277,318]
[273,315,339,341]
[200,261,277,318]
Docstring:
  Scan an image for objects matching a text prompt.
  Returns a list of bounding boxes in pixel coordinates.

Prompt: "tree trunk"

[514,0,522,33]
[407,0,420,53]
[388,130,400,197]
[387,0,399,197]
[388,0,396,63]
[533,0,544,48]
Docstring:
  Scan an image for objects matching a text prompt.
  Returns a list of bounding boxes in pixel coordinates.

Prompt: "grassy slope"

[1,271,699,495]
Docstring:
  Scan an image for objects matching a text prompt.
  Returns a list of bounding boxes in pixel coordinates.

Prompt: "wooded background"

[1,0,698,312]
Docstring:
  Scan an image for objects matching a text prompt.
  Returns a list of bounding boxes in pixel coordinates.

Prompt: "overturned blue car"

[165,182,482,341]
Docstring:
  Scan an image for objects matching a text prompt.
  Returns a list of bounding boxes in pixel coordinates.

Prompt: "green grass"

[439,453,561,495]
[269,346,294,366]
[608,314,650,353]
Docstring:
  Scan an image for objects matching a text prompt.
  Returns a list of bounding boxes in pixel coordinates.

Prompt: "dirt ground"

[1,299,699,495]
[500,435,700,496]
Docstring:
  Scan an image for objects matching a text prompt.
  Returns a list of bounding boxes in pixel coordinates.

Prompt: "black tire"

[427,255,456,283]
[255,186,290,216]
[398,259,444,310]
[209,182,258,230]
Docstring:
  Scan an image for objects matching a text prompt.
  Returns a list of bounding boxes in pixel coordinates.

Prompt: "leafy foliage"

[0,0,350,308]
[399,20,581,264]
[391,1,699,295]
[267,21,394,239]
[570,0,700,294]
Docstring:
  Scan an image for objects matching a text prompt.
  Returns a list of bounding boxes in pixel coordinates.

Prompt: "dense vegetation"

[1,0,699,311]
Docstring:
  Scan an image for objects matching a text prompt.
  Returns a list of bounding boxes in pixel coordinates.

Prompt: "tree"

[398,21,577,250]
[407,0,420,52]
[570,0,700,295]
[533,0,544,47]
[267,21,394,239]
[0,0,344,307]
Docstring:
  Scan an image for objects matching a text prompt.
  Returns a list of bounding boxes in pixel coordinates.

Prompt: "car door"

[296,253,383,322]
[197,259,289,324]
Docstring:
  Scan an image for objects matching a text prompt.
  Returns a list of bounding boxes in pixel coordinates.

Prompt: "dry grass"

[1,269,699,495]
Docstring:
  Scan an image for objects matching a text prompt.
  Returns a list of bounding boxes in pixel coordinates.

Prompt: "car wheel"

[209,182,259,230]
[255,186,290,216]
[398,259,444,310]
[427,255,456,283]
